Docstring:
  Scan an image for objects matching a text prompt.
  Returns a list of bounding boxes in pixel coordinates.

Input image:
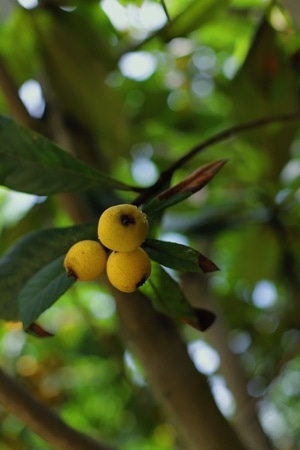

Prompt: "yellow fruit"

[98,204,148,252]
[64,240,107,281]
[106,247,151,293]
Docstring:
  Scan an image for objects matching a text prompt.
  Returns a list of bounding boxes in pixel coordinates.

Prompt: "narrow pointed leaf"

[0,222,96,321]
[0,116,137,195]
[144,160,227,215]
[28,323,54,338]
[18,255,75,330]
[159,160,227,200]
[144,239,219,273]
[140,262,215,331]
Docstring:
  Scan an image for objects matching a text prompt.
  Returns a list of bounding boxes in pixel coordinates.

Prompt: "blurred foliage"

[0,0,300,449]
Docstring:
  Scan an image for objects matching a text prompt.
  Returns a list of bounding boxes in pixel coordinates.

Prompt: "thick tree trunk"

[113,287,247,450]
[181,272,274,450]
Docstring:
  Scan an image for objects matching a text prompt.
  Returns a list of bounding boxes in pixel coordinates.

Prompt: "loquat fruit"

[64,240,107,281]
[106,247,151,293]
[97,204,148,252]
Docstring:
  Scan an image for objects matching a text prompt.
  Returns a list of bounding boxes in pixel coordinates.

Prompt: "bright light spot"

[119,52,157,81]
[192,46,216,72]
[228,330,251,354]
[281,370,300,397]
[101,0,127,30]
[210,375,236,417]
[1,330,26,358]
[17,0,38,9]
[18,79,45,118]
[124,350,146,386]
[168,38,194,57]
[0,188,45,227]
[101,0,167,35]
[252,280,277,309]
[139,1,167,32]
[275,188,291,204]
[89,293,116,319]
[259,402,287,439]
[280,159,300,184]
[223,56,239,79]
[191,76,214,98]
[165,70,185,89]
[131,158,158,186]
[270,7,287,31]
[59,6,77,12]
[188,340,220,375]
[159,231,189,246]
[167,90,189,111]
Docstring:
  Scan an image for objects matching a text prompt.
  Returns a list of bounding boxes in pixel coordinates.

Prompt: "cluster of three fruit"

[64,204,151,293]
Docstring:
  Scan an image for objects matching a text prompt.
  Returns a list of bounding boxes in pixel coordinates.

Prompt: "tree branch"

[0,367,113,450]
[134,111,300,206]
[181,272,275,450]
[112,287,247,450]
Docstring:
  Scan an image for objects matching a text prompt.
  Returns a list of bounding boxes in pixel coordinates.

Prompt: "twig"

[0,367,114,450]
[134,111,300,206]
[161,0,171,22]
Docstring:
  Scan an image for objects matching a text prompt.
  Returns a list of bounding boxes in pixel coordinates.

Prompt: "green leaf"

[0,222,96,321]
[144,239,218,273]
[140,262,215,331]
[0,116,137,195]
[18,255,75,330]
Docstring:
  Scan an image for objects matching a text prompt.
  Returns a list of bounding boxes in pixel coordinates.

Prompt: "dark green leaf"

[144,239,218,273]
[140,262,215,331]
[0,222,96,321]
[18,255,75,330]
[0,116,137,195]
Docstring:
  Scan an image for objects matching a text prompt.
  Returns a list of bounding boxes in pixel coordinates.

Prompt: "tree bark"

[113,287,247,450]
[181,272,274,450]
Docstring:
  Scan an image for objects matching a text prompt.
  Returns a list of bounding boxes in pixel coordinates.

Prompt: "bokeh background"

[0,1,300,449]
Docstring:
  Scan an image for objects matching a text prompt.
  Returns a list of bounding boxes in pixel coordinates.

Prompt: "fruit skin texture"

[106,247,151,293]
[98,204,148,252]
[64,240,107,281]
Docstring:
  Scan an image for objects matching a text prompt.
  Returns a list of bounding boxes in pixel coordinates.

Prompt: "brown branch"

[134,111,300,206]
[112,287,247,450]
[0,367,113,450]
[181,272,275,450]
